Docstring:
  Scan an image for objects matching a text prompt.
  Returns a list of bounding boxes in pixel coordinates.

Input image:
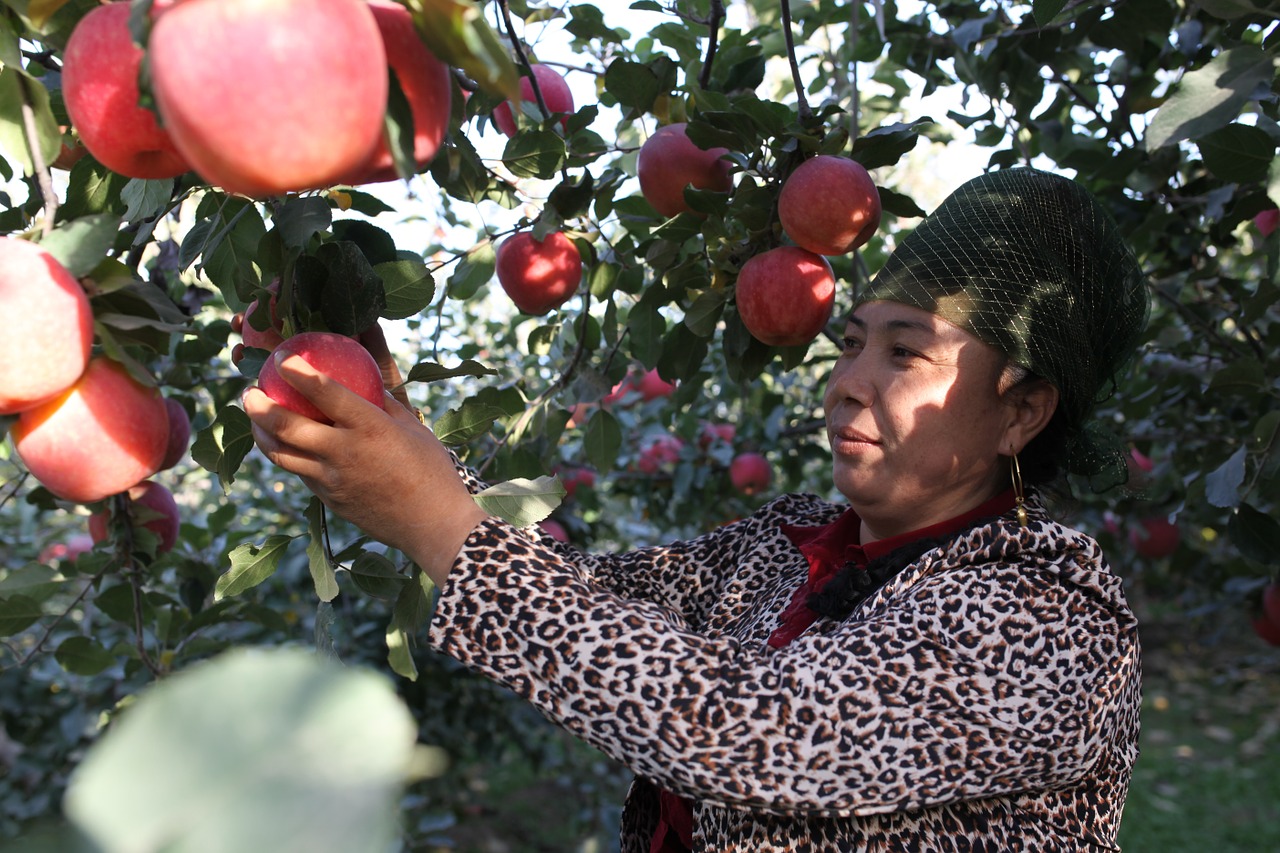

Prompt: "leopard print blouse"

[425,490,1140,851]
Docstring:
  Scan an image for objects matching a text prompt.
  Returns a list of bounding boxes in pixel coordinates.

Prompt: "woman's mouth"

[829,426,879,454]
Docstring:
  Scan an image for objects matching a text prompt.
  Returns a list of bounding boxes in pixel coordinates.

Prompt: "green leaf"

[502,129,567,180]
[274,196,332,249]
[850,119,931,170]
[1032,0,1068,25]
[60,158,130,220]
[374,259,435,320]
[406,358,497,383]
[191,405,256,491]
[1197,122,1277,184]
[120,178,173,224]
[0,563,65,603]
[473,476,566,527]
[386,568,434,680]
[1205,446,1246,509]
[603,58,663,111]
[402,0,520,99]
[64,648,419,852]
[348,551,407,599]
[583,408,621,472]
[0,593,42,636]
[203,200,267,305]
[54,636,114,676]
[1229,503,1280,565]
[447,240,496,300]
[433,401,506,445]
[1145,46,1275,150]
[0,68,60,176]
[215,535,294,601]
[38,214,123,277]
[1207,357,1266,394]
[305,497,340,603]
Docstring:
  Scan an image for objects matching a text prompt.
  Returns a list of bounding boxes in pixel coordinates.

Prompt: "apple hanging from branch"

[637,123,733,218]
[734,246,836,347]
[778,155,882,255]
[495,231,582,315]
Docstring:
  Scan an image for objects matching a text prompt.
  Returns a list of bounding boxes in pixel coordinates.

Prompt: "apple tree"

[0,0,1278,845]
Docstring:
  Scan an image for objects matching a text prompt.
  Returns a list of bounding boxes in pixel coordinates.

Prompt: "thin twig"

[780,0,811,125]
[18,75,57,235]
[15,567,110,668]
[699,0,725,90]
[0,471,29,515]
[497,0,552,124]
[848,0,860,142]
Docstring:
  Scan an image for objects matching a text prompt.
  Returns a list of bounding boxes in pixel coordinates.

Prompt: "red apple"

[257,331,385,425]
[538,519,569,543]
[602,374,639,407]
[557,466,596,499]
[492,64,575,137]
[12,358,170,503]
[149,0,388,197]
[38,533,95,564]
[730,452,772,496]
[637,435,684,475]
[1252,611,1280,647]
[637,123,733,218]
[89,480,181,554]
[778,155,881,255]
[61,2,190,179]
[240,281,285,352]
[341,0,452,184]
[159,398,191,471]
[735,246,836,347]
[51,127,87,171]
[1256,208,1279,238]
[637,368,676,401]
[1129,516,1180,559]
[1263,580,1280,626]
[0,237,94,414]
[1129,447,1154,474]
[699,421,736,449]
[495,231,582,315]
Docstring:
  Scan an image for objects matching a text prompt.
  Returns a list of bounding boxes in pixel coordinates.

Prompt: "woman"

[245,167,1149,850]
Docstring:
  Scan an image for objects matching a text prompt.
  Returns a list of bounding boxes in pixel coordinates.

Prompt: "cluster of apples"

[61,0,451,195]
[0,238,190,554]
[635,124,882,349]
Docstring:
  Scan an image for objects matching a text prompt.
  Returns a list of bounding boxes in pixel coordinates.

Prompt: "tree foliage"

[0,0,1277,846]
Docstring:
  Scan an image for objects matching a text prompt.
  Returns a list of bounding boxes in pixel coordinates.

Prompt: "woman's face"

[823,300,1020,542]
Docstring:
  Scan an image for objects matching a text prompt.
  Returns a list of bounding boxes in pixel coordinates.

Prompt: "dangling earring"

[1010,449,1028,528]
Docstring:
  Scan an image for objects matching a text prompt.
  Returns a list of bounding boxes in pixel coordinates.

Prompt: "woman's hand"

[242,353,489,586]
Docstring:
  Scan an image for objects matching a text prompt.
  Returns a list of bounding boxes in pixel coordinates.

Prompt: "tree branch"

[18,74,57,236]
[780,0,812,125]
[698,0,724,90]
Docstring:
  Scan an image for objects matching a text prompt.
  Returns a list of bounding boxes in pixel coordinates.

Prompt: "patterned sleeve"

[424,517,1139,818]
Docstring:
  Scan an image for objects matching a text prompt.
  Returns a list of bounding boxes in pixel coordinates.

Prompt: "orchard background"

[1,0,1279,849]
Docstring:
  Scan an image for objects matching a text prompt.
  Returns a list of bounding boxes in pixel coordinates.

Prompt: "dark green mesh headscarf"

[856,167,1149,490]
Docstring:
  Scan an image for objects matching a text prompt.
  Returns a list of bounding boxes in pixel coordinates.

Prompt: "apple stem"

[780,0,812,125]
[698,0,725,90]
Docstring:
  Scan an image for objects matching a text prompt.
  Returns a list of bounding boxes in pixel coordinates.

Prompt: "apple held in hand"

[61,2,189,179]
[89,480,181,554]
[149,0,388,197]
[257,332,385,425]
[13,358,170,504]
[637,123,733,218]
[496,231,582,315]
[778,155,881,255]
[735,246,836,347]
[0,237,94,415]
[493,64,575,137]
[342,0,452,184]
[730,452,772,496]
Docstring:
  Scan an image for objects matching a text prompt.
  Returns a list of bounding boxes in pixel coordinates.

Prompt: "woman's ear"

[1005,378,1059,454]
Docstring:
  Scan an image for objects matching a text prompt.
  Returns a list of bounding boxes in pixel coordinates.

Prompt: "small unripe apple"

[89,480,181,554]
[495,231,582,315]
[257,332,385,425]
[149,0,388,197]
[1129,516,1180,559]
[637,123,733,218]
[159,398,192,471]
[735,246,836,347]
[778,155,881,255]
[0,237,94,415]
[730,452,772,496]
[13,358,170,503]
[492,64,575,137]
[61,2,190,179]
[341,0,452,184]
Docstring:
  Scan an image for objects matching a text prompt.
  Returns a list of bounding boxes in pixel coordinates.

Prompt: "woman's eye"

[841,337,863,351]
[891,345,916,359]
